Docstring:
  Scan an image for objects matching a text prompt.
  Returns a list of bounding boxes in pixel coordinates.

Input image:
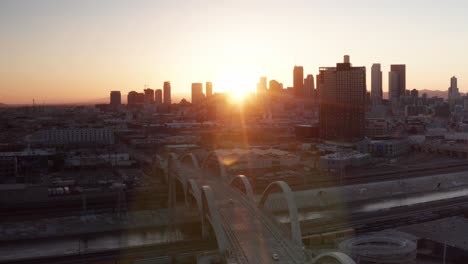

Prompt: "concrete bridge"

[158,152,356,264]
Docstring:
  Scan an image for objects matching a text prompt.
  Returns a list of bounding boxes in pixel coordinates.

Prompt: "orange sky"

[1,0,467,104]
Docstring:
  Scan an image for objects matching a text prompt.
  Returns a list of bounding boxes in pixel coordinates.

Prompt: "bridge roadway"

[202,176,305,263]
[165,152,356,264]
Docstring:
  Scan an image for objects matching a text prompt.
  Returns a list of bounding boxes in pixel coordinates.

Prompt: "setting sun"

[215,67,257,103]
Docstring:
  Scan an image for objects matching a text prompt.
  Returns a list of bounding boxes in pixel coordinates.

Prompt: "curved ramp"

[311,252,356,264]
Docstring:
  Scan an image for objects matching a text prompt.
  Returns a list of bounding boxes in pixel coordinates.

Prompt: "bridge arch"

[229,175,255,202]
[258,181,302,246]
[179,153,200,169]
[167,153,179,182]
[153,154,166,180]
[311,252,356,264]
[186,179,203,212]
[201,185,229,256]
[167,153,190,204]
[201,151,227,179]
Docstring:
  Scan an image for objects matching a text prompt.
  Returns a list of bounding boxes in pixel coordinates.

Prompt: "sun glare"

[215,68,257,104]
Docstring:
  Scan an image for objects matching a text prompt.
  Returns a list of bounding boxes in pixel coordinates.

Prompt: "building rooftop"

[321,151,370,161]
[214,148,295,158]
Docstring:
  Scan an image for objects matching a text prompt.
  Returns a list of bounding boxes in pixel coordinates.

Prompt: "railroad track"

[301,195,468,236]
[1,238,217,264]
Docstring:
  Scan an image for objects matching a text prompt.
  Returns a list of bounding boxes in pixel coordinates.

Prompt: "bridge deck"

[180,166,306,264]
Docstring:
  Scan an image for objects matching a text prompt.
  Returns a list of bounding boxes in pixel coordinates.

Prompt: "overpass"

[161,152,356,264]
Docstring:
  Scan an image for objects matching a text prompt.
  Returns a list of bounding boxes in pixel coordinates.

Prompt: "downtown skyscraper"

[206,82,213,97]
[304,74,315,98]
[318,55,366,142]
[110,91,121,106]
[293,66,304,97]
[191,83,204,104]
[163,81,171,105]
[389,64,406,101]
[371,64,382,105]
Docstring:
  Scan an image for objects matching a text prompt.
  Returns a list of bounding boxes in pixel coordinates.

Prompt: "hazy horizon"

[1,0,468,104]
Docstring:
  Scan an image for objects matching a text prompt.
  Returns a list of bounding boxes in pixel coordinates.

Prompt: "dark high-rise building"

[206,82,213,97]
[448,76,460,101]
[318,55,366,142]
[155,89,163,105]
[293,66,304,97]
[389,64,406,100]
[304,74,315,97]
[144,88,154,104]
[163,81,171,105]
[191,83,204,104]
[269,80,283,94]
[127,91,138,106]
[136,93,144,104]
[371,64,382,105]
[110,91,121,106]
[410,89,419,98]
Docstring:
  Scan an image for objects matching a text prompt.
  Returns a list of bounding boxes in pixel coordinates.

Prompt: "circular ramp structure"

[337,234,416,264]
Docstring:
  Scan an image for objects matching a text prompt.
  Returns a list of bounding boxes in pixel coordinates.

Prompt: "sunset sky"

[1,0,467,104]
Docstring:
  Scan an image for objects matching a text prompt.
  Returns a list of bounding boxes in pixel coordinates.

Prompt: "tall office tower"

[371,64,383,105]
[411,88,419,104]
[389,64,406,99]
[144,88,154,104]
[136,93,145,104]
[448,76,460,101]
[206,82,213,97]
[256,77,268,94]
[269,80,283,94]
[304,74,315,97]
[155,89,163,105]
[318,55,366,142]
[127,91,138,106]
[389,71,400,101]
[191,83,204,104]
[293,66,304,97]
[110,91,121,106]
[163,81,171,105]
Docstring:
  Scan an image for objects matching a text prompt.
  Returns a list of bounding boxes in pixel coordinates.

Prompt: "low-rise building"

[319,151,371,171]
[27,128,114,146]
[357,138,409,157]
[365,118,391,137]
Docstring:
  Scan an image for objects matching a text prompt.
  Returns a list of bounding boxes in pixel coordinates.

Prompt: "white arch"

[201,185,229,256]
[167,153,190,205]
[167,153,179,182]
[229,175,255,202]
[311,252,356,264]
[179,153,200,169]
[258,181,302,246]
[201,151,227,179]
[186,179,203,213]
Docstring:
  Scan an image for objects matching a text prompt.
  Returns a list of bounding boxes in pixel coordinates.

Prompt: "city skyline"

[1,0,468,104]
